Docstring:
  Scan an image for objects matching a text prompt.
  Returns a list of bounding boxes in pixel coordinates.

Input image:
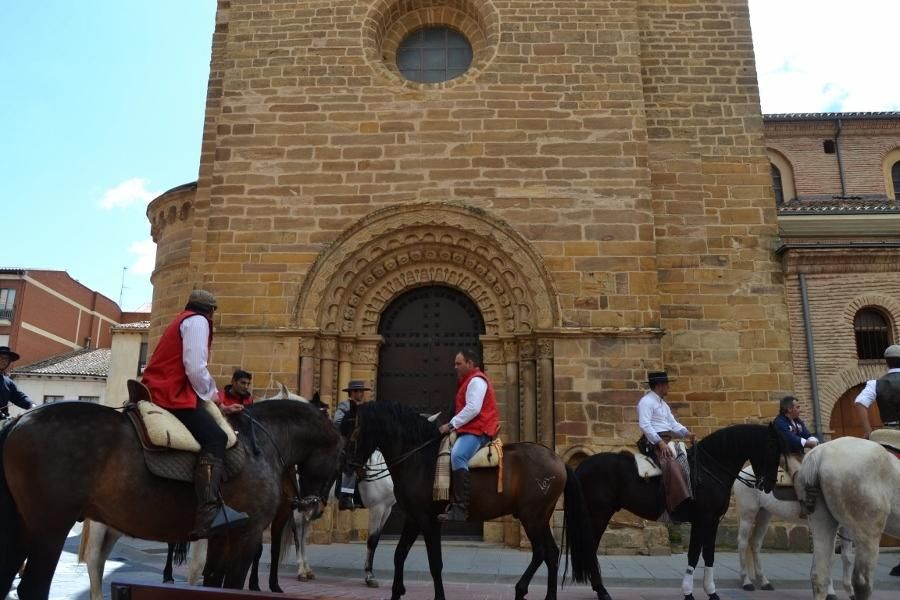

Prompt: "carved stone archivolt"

[294,203,558,336]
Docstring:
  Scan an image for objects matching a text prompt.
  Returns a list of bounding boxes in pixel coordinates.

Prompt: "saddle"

[632,440,688,478]
[124,380,246,483]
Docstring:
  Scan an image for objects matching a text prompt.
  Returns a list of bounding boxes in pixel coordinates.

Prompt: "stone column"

[537,338,555,450]
[503,339,520,444]
[298,336,317,399]
[319,337,338,412]
[338,338,354,395]
[519,339,537,443]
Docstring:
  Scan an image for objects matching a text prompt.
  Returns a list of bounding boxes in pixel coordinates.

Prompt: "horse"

[797,436,900,600]
[282,448,396,587]
[574,423,786,600]
[0,398,341,600]
[342,400,598,600]
[733,465,853,599]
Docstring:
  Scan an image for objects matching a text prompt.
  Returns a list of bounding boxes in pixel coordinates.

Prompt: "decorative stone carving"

[299,337,316,355]
[319,337,338,360]
[294,203,558,336]
[519,339,536,361]
[537,339,554,359]
[503,340,518,363]
[482,342,504,365]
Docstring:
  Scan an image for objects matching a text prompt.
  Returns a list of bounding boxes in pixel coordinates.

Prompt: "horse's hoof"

[891,565,900,576]
[297,574,309,582]
[163,578,174,584]
[305,571,316,580]
[742,583,754,591]
[708,594,720,600]
[684,595,694,600]
[248,583,260,592]
[366,577,380,588]
[761,584,774,591]
[271,585,284,594]
[825,595,837,600]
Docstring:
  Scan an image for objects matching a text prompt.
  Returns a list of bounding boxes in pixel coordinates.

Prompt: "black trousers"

[170,400,227,459]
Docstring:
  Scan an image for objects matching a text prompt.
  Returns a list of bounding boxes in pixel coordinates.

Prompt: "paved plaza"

[8,523,900,600]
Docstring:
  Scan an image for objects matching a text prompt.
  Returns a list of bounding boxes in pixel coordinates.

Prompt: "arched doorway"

[829,384,883,438]
[377,285,485,538]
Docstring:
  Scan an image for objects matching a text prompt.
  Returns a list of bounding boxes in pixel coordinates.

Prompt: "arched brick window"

[854,308,893,360]
[771,164,784,204]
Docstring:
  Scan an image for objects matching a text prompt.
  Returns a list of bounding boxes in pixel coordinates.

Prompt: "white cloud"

[99,178,156,210]
[748,1,900,114]
[128,238,156,274]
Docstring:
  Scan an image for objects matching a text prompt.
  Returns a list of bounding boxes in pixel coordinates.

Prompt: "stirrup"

[205,505,249,537]
[438,504,467,522]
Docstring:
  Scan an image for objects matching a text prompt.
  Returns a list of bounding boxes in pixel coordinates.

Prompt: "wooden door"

[377,285,485,538]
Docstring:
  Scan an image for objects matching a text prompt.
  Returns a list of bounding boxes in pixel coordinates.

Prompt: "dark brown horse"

[574,423,786,600]
[342,401,598,600]
[0,399,340,600]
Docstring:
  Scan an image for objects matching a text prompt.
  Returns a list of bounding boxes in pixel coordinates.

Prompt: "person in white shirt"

[637,371,694,514]
[854,344,900,440]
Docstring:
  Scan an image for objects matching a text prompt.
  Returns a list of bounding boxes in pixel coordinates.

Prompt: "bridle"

[344,414,442,481]
[693,434,783,491]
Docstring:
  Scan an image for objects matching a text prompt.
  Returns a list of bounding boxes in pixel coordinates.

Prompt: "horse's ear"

[278,382,290,398]
[426,411,441,422]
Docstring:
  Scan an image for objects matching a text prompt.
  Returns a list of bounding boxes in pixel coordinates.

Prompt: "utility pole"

[119,266,128,308]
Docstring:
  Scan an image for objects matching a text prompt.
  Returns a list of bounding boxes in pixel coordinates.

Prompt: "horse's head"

[296,445,340,519]
[748,422,787,493]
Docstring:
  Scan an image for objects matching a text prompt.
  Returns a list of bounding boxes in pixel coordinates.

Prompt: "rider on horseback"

[140,289,249,539]
[854,344,900,439]
[773,396,818,453]
[0,346,33,420]
[437,348,499,522]
[334,379,371,510]
[637,371,694,515]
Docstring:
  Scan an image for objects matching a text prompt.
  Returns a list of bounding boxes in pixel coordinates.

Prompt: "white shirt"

[854,368,900,408]
[637,390,688,445]
[450,376,487,430]
[180,315,218,402]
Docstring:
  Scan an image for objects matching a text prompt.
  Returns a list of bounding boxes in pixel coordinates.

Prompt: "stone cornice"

[777,213,900,236]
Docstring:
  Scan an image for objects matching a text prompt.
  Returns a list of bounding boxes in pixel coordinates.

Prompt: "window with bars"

[43,395,64,403]
[396,26,473,84]
[854,308,893,360]
[771,164,784,204]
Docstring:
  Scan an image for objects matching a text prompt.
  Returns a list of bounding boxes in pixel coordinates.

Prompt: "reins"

[347,416,443,480]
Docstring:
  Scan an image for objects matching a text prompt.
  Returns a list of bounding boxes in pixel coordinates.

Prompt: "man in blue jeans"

[437,349,498,522]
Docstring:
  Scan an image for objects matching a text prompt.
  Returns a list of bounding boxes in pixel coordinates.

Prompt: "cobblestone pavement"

[7,525,900,600]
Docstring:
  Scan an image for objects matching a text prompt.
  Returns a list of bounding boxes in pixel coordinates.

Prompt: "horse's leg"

[538,523,560,600]
[17,529,69,600]
[0,527,26,599]
[807,502,839,600]
[163,544,176,584]
[421,519,446,600]
[682,521,703,600]
[296,512,315,581]
[836,527,854,598]
[750,509,773,590]
[850,533,879,600]
[248,542,263,592]
[188,539,206,586]
[364,500,391,587]
[736,505,756,590]
[93,525,122,599]
[700,520,720,600]
[586,506,614,600]
[390,517,420,600]
[515,520,548,600]
[222,533,262,590]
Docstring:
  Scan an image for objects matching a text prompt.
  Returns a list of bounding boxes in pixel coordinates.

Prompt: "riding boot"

[189,453,249,540]
[438,469,470,522]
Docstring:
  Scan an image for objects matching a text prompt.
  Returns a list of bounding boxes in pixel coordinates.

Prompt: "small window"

[43,395,64,403]
[0,288,15,321]
[823,139,836,154]
[892,161,900,201]
[770,164,784,204]
[854,308,892,360]
[396,26,473,84]
[78,396,100,403]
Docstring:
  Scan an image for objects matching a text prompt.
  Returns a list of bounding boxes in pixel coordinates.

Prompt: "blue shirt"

[0,373,33,416]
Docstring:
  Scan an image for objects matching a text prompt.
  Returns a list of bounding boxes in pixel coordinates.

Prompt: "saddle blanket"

[633,440,688,478]
[434,433,504,500]
[135,399,238,452]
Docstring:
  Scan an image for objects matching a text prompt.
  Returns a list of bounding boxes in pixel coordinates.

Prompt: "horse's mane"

[696,422,770,454]
[358,401,439,444]
[240,399,340,447]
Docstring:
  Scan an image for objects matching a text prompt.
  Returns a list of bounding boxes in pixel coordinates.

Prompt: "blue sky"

[2,1,898,312]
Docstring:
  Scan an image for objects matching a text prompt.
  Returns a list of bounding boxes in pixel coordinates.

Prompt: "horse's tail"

[171,542,189,567]
[0,420,22,592]
[562,464,598,584]
[278,513,296,568]
[796,445,823,513]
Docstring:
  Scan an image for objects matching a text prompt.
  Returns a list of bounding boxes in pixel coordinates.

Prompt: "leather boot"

[189,454,249,539]
[438,469,471,522]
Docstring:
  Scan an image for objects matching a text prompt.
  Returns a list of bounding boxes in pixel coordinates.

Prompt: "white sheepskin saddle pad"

[136,400,238,452]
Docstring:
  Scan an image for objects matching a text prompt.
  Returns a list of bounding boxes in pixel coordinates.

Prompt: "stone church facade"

[147,0,792,549]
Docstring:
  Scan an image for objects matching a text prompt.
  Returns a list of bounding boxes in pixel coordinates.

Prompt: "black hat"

[0,346,21,362]
[342,380,371,392]
[647,371,669,386]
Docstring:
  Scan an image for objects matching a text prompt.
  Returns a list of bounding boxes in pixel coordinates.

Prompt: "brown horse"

[0,399,340,600]
[342,400,598,600]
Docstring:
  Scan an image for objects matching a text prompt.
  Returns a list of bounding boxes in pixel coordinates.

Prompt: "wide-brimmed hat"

[0,346,21,362]
[885,345,900,359]
[342,380,371,392]
[647,371,669,386]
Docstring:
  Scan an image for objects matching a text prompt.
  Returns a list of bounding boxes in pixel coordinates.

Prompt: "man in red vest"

[437,348,498,522]
[141,289,248,539]
[217,369,253,412]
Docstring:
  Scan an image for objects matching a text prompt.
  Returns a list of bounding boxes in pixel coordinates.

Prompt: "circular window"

[395,27,473,84]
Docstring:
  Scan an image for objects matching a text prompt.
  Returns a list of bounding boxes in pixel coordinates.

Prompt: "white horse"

[734,465,853,599]
[281,448,396,587]
[797,436,900,600]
